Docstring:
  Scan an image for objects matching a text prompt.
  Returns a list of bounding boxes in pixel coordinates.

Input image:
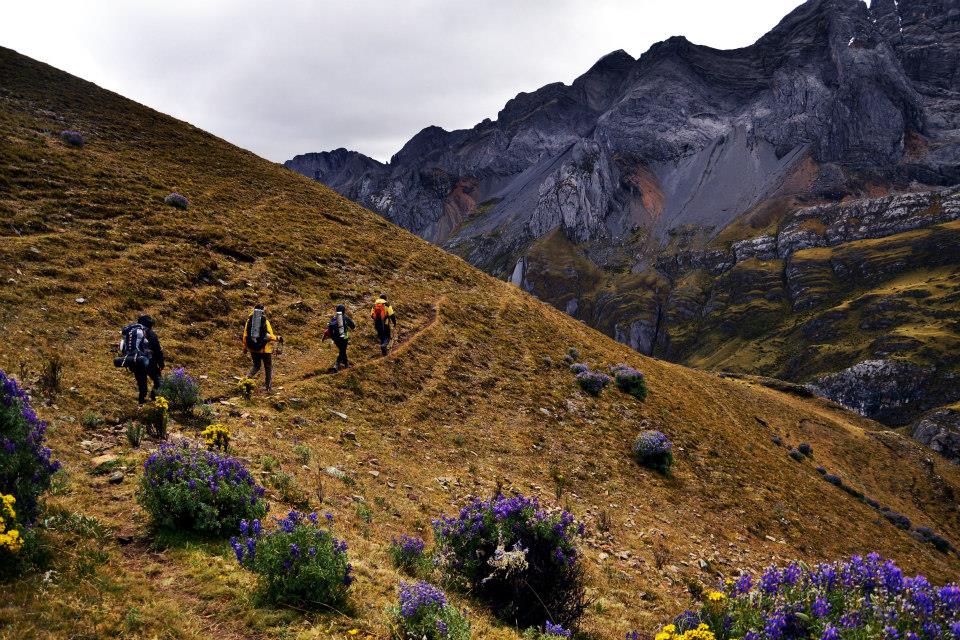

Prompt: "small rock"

[324,466,346,480]
[341,431,357,441]
[331,410,348,420]
[369,470,380,478]
[90,453,117,469]
[108,471,124,484]
[75,297,86,304]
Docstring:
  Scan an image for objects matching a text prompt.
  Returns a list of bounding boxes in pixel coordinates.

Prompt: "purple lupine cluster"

[544,621,573,637]
[157,367,201,411]
[433,493,586,628]
[610,364,648,400]
[575,370,612,396]
[59,130,84,147]
[163,192,189,210]
[399,580,447,617]
[391,580,471,640]
[138,440,266,534]
[390,533,428,574]
[0,369,61,523]
[232,510,352,607]
[569,363,589,375]
[632,429,674,474]
[678,553,960,640]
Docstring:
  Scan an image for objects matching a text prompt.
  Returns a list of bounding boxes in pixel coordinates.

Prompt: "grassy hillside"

[1,47,959,639]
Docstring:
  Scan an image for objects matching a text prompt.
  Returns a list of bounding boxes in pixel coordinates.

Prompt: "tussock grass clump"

[632,430,673,474]
[157,368,201,412]
[788,448,804,462]
[611,364,647,400]
[232,511,352,608]
[163,192,189,209]
[650,553,960,640]
[575,370,610,396]
[389,580,471,640]
[138,441,267,534]
[433,493,586,629]
[798,442,813,457]
[569,363,588,374]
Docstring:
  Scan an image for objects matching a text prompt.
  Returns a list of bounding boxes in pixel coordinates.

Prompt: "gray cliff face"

[288,0,956,255]
[912,407,960,464]
[808,359,937,424]
[286,0,960,427]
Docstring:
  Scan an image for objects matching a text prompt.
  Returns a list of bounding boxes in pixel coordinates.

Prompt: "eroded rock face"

[912,407,960,464]
[808,359,936,425]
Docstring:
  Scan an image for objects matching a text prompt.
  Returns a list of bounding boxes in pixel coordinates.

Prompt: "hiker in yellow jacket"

[242,304,281,392]
[370,294,397,356]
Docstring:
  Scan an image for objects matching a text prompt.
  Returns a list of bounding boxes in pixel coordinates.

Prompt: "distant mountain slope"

[3,46,960,639]
[287,0,960,428]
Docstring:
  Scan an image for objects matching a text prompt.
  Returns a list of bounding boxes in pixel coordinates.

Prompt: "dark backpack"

[245,309,269,351]
[115,323,150,368]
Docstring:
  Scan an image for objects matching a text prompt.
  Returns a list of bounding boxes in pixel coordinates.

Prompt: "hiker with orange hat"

[370,294,397,356]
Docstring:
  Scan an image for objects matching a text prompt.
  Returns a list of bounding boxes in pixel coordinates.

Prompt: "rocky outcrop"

[808,359,936,425]
[912,407,960,464]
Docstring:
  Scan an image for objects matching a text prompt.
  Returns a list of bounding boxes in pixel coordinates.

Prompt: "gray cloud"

[4,0,806,162]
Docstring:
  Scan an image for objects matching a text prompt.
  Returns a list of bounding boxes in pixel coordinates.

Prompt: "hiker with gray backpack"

[242,304,282,392]
[322,303,355,372]
[114,314,165,404]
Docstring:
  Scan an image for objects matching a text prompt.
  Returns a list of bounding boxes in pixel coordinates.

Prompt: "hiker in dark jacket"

[323,304,355,371]
[117,314,164,404]
[370,294,397,356]
[242,304,281,392]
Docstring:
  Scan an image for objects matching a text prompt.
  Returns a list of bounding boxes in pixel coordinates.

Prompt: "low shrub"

[0,370,61,524]
[157,368,201,412]
[389,533,428,575]
[652,553,960,640]
[433,493,586,629]
[60,130,85,147]
[910,526,953,553]
[237,377,256,400]
[126,422,144,448]
[823,473,842,486]
[797,442,813,457]
[575,370,610,396]
[771,436,783,447]
[880,508,911,531]
[233,511,352,608]
[292,444,312,465]
[611,364,647,400]
[139,397,169,439]
[815,466,826,475]
[138,441,267,534]
[164,192,189,209]
[566,347,580,361]
[389,580,471,640]
[200,423,230,452]
[523,622,572,639]
[569,363,589,375]
[632,430,673,474]
[788,448,804,462]
[81,412,104,430]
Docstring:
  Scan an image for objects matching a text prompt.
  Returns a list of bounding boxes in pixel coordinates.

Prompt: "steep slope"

[287,0,960,429]
[2,47,960,640]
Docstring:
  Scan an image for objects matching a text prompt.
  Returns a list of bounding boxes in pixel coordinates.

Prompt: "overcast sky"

[3,0,811,163]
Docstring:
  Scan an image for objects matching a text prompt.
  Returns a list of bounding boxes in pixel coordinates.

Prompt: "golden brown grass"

[1,47,959,639]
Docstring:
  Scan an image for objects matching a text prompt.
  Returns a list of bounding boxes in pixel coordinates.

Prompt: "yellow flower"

[347,630,359,636]
[655,633,671,640]
[663,624,676,634]
[706,591,727,603]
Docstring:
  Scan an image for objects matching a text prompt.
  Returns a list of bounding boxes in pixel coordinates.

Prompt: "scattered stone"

[75,297,86,304]
[108,471,124,484]
[324,466,346,480]
[331,410,348,420]
[369,470,380,478]
[340,431,357,441]
[90,453,117,470]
